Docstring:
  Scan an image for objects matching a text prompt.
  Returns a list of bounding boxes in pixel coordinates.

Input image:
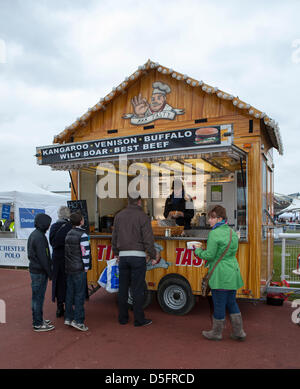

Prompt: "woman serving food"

[163,179,194,229]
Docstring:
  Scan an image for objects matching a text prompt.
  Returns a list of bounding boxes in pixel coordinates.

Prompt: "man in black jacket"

[28,213,54,332]
[49,206,72,318]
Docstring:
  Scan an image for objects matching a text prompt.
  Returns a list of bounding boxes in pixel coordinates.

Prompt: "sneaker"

[64,319,72,326]
[134,319,152,327]
[33,319,52,328]
[71,320,88,332]
[33,323,55,332]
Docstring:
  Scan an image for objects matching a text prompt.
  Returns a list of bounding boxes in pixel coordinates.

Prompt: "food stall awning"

[36,126,246,171]
[36,143,246,172]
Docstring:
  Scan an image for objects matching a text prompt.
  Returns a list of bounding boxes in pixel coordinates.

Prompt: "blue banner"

[1,204,11,219]
[19,208,45,228]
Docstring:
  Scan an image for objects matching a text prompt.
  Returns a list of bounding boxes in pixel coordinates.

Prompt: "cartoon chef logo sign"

[123,81,185,125]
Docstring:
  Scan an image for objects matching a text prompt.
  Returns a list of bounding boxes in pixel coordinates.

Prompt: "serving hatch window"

[81,149,247,236]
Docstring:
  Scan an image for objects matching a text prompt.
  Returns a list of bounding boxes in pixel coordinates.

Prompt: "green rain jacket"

[195,224,244,290]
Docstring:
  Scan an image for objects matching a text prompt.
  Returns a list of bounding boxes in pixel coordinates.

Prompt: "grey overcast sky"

[0,0,299,194]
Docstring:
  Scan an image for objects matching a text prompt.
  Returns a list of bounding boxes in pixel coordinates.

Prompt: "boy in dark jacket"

[28,213,54,332]
[64,212,91,332]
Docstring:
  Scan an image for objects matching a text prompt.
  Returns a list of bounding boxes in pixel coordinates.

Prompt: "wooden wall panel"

[219,99,236,117]
[70,170,79,201]
[111,91,127,130]
[70,69,271,154]
[260,124,274,153]
[202,93,220,119]
[246,141,262,298]
[191,87,204,119]
[236,243,250,297]
[72,69,271,147]
[102,99,113,133]
[176,77,191,123]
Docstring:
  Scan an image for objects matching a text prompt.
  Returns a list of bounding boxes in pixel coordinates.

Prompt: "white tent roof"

[279,198,300,214]
[278,212,295,219]
[0,176,67,205]
[0,176,68,239]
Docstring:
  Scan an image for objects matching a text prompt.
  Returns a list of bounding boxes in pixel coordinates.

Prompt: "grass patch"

[272,243,300,300]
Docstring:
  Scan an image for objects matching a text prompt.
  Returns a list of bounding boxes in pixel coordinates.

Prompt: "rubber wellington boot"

[202,317,225,341]
[229,313,246,341]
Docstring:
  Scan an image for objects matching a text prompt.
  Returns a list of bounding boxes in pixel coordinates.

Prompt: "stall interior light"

[133,162,171,176]
[183,158,221,173]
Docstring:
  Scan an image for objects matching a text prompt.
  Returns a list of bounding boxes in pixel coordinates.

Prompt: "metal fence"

[279,233,300,285]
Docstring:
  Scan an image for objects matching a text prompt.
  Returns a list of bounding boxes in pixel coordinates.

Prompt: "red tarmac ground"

[0,268,299,369]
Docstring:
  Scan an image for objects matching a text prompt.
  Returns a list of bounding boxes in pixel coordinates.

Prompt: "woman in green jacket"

[195,205,246,341]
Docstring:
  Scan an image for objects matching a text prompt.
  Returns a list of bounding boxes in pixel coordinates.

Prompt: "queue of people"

[27,194,246,341]
[28,207,91,332]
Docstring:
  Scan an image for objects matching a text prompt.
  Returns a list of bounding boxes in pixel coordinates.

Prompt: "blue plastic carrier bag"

[98,258,119,293]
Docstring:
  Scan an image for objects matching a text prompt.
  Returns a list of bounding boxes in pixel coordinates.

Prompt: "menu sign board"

[67,200,90,233]
[37,125,233,165]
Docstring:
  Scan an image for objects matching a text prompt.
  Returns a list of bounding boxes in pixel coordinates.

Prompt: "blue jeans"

[211,289,240,320]
[30,272,48,327]
[65,272,86,324]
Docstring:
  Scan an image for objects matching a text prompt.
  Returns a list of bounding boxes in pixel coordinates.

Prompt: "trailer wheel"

[157,276,195,315]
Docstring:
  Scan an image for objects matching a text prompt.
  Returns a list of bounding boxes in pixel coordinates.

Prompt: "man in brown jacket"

[112,195,158,326]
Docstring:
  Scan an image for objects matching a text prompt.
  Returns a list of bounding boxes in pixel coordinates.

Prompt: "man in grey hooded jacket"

[28,213,55,332]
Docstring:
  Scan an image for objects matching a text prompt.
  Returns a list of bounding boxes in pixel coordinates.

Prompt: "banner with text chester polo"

[38,125,234,165]
[0,239,29,267]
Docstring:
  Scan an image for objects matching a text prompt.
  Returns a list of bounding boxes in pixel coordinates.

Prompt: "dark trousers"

[118,256,146,326]
[211,289,240,320]
[65,272,87,324]
[30,272,48,326]
[52,257,66,305]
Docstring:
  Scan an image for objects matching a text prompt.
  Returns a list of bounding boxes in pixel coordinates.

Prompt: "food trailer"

[36,59,283,315]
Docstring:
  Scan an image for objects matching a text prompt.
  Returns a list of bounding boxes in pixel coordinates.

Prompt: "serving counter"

[87,228,248,304]
[88,231,209,293]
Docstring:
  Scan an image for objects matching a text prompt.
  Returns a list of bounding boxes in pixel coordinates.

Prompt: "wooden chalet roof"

[53,59,283,155]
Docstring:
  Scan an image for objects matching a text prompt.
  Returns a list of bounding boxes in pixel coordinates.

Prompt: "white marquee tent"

[279,198,300,213]
[0,177,68,239]
[278,212,295,220]
[277,198,300,221]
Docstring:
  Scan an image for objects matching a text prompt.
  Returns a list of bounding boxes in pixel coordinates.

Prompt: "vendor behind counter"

[163,179,194,229]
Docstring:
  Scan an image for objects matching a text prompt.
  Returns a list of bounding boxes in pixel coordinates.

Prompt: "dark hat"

[34,213,52,232]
